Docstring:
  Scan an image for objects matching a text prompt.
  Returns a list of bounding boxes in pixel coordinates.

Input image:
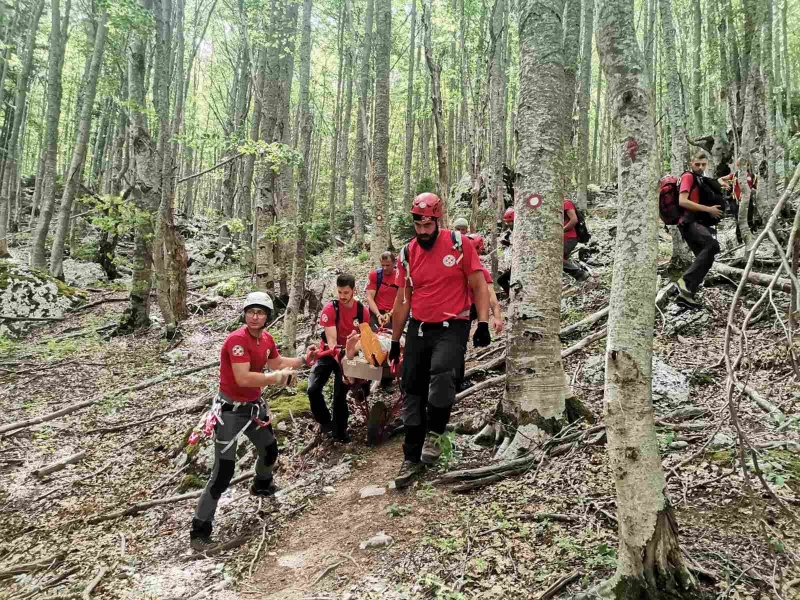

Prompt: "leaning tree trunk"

[371,0,391,263]
[284,0,313,351]
[576,0,594,209]
[582,0,695,594]
[29,0,71,269]
[50,10,108,280]
[422,0,449,226]
[502,0,573,457]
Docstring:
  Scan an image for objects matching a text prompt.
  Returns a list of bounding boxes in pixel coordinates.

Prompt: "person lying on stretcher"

[343,323,403,388]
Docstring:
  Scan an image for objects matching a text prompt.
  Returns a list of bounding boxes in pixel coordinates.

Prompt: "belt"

[410,317,468,337]
[213,393,271,454]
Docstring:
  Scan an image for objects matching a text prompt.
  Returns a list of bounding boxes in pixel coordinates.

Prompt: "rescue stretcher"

[316,323,405,446]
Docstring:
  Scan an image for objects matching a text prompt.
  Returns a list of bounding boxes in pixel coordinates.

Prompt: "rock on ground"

[0,260,84,338]
[62,258,108,288]
[584,354,690,406]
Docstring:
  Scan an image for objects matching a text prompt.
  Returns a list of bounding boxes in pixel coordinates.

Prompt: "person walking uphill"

[308,273,370,443]
[563,198,589,282]
[388,193,492,489]
[191,292,316,551]
[365,251,398,328]
[675,151,731,307]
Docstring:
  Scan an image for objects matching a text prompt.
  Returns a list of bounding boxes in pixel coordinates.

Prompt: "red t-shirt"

[395,229,483,323]
[365,268,398,312]
[319,300,370,346]
[219,326,280,402]
[563,200,578,241]
[730,172,755,200]
[468,266,493,304]
[679,172,701,204]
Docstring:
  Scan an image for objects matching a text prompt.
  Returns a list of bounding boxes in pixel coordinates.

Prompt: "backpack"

[374,267,398,296]
[319,299,367,345]
[574,208,591,244]
[658,171,698,226]
[399,230,463,288]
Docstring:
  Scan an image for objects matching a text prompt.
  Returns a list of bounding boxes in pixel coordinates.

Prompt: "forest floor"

[2,202,800,599]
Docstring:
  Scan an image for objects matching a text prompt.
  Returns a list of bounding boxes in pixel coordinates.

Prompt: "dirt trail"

[246,438,445,599]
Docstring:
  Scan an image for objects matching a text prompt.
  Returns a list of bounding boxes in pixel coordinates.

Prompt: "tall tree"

[352,0,374,246]
[489,0,505,279]
[422,0,449,225]
[563,0,581,142]
[336,0,355,211]
[50,10,109,280]
[30,0,72,269]
[284,0,313,350]
[502,0,571,455]
[589,0,694,592]
[372,0,391,261]
[576,0,595,209]
[0,0,44,258]
[402,0,417,207]
[327,4,345,239]
[691,0,703,133]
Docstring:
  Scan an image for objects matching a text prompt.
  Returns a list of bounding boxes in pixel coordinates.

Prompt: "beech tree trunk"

[371,0,391,261]
[588,0,694,593]
[337,0,355,212]
[352,0,373,246]
[50,10,109,280]
[502,0,570,457]
[328,6,345,239]
[402,0,417,207]
[691,0,702,134]
[563,0,581,144]
[29,0,71,268]
[489,0,505,279]
[422,0,449,225]
[576,0,594,209]
[284,0,313,351]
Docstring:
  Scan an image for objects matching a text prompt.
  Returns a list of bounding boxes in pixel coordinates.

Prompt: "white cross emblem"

[232,345,245,357]
[442,255,456,267]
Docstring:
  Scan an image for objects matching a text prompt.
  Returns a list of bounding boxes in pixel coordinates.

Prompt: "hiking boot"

[574,270,590,282]
[675,278,702,307]
[394,460,425,489]
[250,477,279,497]
[320,422,335,438]
[421,432,443,465]
[190,518,213,551]
[334,431,352,444]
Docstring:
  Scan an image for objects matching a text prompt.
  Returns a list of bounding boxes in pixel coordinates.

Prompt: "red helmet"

[411,193,442,219]
[503,207,515,223]
[466,233,485,255]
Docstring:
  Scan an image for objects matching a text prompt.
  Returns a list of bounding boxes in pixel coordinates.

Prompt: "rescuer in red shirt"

[388,193,491,488]
[307,273,370,442]
[365,250,398,328]
[563,199,589,281]
[191,292,317,550]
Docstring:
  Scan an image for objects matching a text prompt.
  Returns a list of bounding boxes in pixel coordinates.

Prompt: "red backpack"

[658,172,696,225]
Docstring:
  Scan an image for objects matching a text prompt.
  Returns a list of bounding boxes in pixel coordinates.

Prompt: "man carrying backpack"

[365,251,398,329]
[307,273,370,442]
[563,198,590,282]
[388,193,491,488]
[674,151,731,306]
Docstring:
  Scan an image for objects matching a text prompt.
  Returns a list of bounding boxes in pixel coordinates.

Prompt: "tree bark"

[762,0,777,215]
[422,0,449,225]
[691,0,702,134]
[591,69,602,182]
[402,0,417,208]
[576,0,594,209]
[372,0,391,261]
[584,0,694,594]
[337,0,355,213]
[503,0,570,457]
[489,0,505,279]
[29,0,71,268]
[563,0,581,144]
[50,10,109,280]
[284,0,313,352]
[328,7,345,239]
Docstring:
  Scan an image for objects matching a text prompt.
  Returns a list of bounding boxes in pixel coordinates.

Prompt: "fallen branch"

[85,399,208,435]
[560,306,609,338]
[735,383,785,425]
[0,553,66,580]
[455,374,506,401]
[0,315,65,322]
[82,566,108,599]
[538,570,581,600]
[178,152,245,184]
[463,353,506,379]
[85,472,253,524]
[311,561,343,586]
[0,360,219,436]
[561,327,608,359]
[32,450,88,478]
[713,263,793,293]
[18,566,81,600]
[70,297,128,313]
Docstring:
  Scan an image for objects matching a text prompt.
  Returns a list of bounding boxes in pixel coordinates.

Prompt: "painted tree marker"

[525,193,543,209]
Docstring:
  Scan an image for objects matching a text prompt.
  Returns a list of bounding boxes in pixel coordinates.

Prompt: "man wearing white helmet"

[452,217,469,234]
[190,292,317,550]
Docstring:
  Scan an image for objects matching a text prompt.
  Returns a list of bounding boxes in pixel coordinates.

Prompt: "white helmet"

[243,292,274,313]
[453,217,469,230]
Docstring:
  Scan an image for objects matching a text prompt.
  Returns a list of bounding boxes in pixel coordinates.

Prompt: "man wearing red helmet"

[388,193,491,488]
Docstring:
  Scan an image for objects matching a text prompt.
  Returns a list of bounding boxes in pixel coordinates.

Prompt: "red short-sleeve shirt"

[219,326,280,402]
[680,172,701,204]
[319,300,370,346]
[365,268,398,312]
[468,266,493,304]
[563,199,578,241]
[395,229,483,323]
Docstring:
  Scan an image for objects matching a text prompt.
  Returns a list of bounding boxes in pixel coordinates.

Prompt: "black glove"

[389,340,401,362]
[473,322,491,347]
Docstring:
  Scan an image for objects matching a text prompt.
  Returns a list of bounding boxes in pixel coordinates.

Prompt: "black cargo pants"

[401,319,469,461]
[678,219,720,294]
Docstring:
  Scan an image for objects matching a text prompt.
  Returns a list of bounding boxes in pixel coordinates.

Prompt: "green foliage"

[238,140,303,173]
[415,177,436,195]
[86,194,152,240]
[215,278,240,297]
[223,218,246,234]
[386,503,412,518]
[357,251,369,263]
[416,573,467,600]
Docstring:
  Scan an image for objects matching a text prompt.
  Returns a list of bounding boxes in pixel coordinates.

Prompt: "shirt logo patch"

[321,313,329,324]
[442,254,457,267]
[232,345,245,357]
